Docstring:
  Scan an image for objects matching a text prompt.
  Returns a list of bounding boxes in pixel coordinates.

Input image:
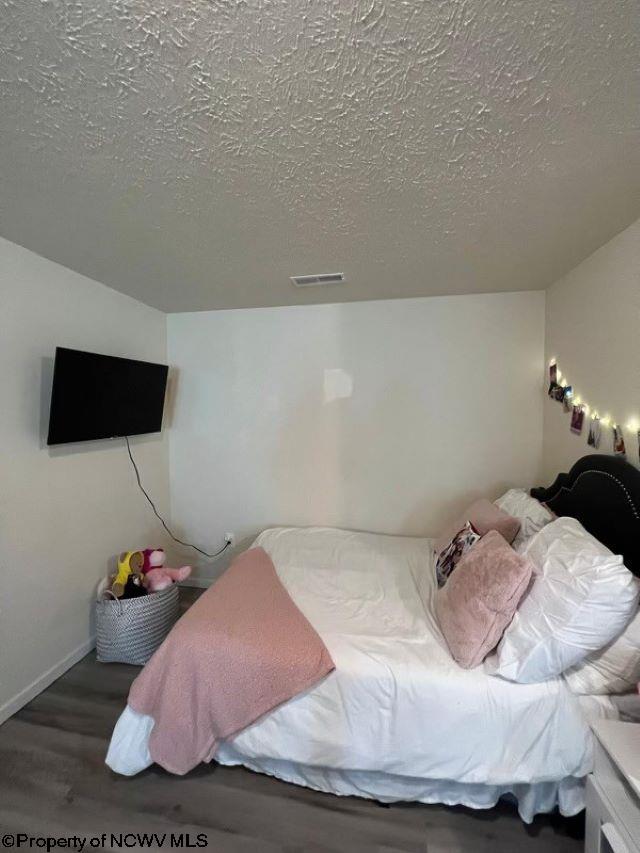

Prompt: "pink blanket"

[128,547,335,774]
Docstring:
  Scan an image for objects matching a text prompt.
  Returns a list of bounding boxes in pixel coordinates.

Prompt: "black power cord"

[124,435,230,560]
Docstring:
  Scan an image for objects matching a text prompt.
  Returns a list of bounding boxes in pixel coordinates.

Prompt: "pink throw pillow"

[435,530,534,669]
[434,499,520,557]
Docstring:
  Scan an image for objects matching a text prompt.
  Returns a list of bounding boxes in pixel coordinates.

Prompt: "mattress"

[107,526,617,820]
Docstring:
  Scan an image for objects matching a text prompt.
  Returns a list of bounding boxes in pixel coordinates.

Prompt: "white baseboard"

[180,577,214,589]
[0,635,96,727]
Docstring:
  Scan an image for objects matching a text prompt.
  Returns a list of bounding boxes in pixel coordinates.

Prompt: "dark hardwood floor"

[0,589,584,852]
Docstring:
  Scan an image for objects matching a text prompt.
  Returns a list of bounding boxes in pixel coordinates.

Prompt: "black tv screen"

[47,347,169,445]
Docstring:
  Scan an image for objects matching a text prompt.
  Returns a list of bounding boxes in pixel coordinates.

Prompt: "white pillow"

[485,517,640,683]
[564,608,640,695]
[494,489,553,551]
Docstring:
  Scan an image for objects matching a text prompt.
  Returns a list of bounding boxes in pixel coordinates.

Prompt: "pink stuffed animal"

[144,565,192,593]
[142,548,165,574]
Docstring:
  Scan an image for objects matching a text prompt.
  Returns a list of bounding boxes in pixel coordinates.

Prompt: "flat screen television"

[47,347,169,445]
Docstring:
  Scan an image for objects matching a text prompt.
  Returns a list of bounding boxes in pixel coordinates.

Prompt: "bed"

[106,454,640,822]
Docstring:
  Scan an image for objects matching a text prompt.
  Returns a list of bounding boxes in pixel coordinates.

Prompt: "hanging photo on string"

[548,363,559,398]
[562,385,573,412]
[587,416,601,449]
[613,425,626,457]
[570,404,585,435]
[552,383,565,402]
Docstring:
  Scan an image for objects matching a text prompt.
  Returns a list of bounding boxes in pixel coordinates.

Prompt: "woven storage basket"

[96,584,179,665]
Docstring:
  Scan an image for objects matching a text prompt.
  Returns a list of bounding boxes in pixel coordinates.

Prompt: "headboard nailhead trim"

[547,469,640,521]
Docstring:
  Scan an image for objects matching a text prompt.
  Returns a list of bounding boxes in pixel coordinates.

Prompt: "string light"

[549,362,639,448]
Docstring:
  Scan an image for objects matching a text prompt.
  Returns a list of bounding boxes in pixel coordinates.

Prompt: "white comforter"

[107,527,612,801]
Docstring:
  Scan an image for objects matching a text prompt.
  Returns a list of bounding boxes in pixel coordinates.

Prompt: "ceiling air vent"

[291,273,345,288]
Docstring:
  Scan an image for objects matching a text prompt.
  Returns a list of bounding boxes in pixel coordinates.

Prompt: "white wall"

[542,219,640,481]
[168,291,545,580]
[0,238,170,722]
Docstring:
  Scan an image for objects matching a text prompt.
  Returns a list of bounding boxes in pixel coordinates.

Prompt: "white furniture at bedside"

[586,720,640,853]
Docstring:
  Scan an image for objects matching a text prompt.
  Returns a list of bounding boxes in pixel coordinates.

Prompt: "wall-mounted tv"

[47,347,169,445]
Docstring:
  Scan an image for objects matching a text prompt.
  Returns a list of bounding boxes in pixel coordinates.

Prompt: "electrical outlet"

[224,532,235,546]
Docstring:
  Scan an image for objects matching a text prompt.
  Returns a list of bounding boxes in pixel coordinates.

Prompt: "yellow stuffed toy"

[111,550,144,598]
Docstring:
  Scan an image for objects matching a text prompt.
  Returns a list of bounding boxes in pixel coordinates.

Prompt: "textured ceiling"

[0,0,638,312]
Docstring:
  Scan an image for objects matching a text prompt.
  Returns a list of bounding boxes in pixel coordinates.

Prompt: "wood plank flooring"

[0,589,584,852]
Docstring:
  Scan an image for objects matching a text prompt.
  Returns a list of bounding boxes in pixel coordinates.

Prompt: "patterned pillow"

[435,520,481,587]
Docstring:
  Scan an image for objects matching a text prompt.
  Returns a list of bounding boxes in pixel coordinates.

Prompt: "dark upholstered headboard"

[531,454,640,577]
